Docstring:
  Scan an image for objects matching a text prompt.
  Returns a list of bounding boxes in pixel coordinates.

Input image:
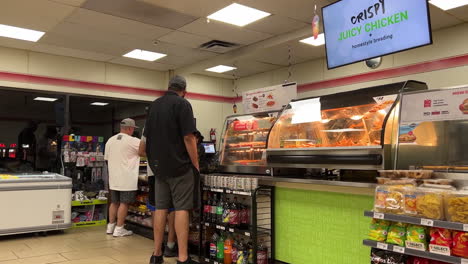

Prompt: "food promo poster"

[400,87,468,124]
[242,83,297,114]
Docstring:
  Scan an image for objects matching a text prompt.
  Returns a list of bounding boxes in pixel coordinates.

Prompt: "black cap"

[169,75,187,91]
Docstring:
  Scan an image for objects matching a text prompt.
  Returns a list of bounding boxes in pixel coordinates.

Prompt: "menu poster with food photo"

[400,87,468,124]
[242,83,297,114]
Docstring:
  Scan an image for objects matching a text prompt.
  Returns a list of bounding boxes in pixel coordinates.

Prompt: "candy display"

[386,222,407,247]
[368,219,390,242]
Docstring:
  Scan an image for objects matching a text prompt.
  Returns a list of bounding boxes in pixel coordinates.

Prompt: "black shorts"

[154,166,200,211]
[148,176,155,207]
[110,190,137,204]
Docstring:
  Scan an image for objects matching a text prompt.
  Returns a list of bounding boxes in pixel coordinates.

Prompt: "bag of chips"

[429,228,452,255]
[406,225,428,250]
[452,231,468,258]
[370,248,386,264]
[386,222,407,246]
[368,219,390,242]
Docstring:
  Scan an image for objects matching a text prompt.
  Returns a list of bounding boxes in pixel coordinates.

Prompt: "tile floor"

[0,226,177,264]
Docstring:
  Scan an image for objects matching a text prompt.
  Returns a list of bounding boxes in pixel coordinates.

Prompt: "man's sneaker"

[106,223,116,235]
[149,255,164,264]
[164,244,178,258]
[176,257,196,264]
[113,226,133,237]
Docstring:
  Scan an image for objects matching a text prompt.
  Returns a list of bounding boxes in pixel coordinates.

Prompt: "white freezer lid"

[0,172,71,184]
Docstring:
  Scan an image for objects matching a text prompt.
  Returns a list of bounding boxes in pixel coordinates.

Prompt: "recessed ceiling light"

[299,33,325,46]
[34,97,58,102]
[205,65,237,73]
[90,102,109,106]
[429,0,468,10]
[0,24,45,42]
[123,49,167,61]
[207,3,271,27]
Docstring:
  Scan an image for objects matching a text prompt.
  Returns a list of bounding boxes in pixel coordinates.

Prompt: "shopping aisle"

[0,227,174,264]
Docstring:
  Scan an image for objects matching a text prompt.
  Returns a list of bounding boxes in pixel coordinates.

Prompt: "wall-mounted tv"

[322,0,432,69]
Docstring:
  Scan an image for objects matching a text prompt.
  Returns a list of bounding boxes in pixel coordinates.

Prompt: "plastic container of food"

[415,188,446,220]
[377,177,417,186]
[445,191,468,223]
[378,170,402,179]
[399,170,433,179]
[422,179,454,185]
[374,185,410,214]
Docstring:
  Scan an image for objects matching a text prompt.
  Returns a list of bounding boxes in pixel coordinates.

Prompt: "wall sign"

[322,0,432,69]
[400,87,468,124]
[242,83,297,114]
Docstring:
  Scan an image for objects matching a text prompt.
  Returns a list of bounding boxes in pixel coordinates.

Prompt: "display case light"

[90,102,109,106]
[34,97,58,102]
[0,24,45,42]
[207,3,270,27]
[429,0,468,10]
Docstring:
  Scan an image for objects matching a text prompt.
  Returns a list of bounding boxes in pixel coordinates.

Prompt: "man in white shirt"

[104,118,141,237]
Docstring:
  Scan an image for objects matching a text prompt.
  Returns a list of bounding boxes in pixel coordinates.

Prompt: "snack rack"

[200,175,274,264]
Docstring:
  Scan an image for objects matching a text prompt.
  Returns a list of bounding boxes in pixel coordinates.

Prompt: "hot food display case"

[266,81,428,170]
[218,111,279,174]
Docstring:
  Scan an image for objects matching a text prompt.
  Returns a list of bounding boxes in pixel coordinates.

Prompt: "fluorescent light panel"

[0,24,45,42]
[34,97,57,102]
[429,0,468,10]
[207,3,271,27]
[91,102,108,106]
[300,33,325,46]
[205,65,237,73]
[123,49,166,61]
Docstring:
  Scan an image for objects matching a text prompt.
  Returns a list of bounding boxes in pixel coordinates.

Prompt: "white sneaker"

[113,226,133,237]
[106,223,116,235]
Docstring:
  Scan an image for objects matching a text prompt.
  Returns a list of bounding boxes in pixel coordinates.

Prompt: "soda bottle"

[204,193,211,222]
[211,194,218,223]
[210,233,219,260]
[229,197,240,228]
[257,240,268,264]
[231,236,239,264]
[240,198,250,229]
[224,234,233,264]
[217,195,225,225]
[222,198,231,225]
[247,242,254,264]
[217,232,225,263]
[236,239,246,264]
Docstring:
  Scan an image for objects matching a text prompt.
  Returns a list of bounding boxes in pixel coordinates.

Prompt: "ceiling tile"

[109,57,176,71]
[137,40,218,58]
[82,0,197,30]
[245,15,309,35]
[48,0,87,7]
[158,52,217,67]
[429,6,463,30]
[137,0,231,18]
[0,37,36,50]
[179,18,273,45]
[65,8,172,39]
[158,31,213,49]
[227,59,282,77]
[447,6,468,22]
[31,43,115,62]
[0,0,76,31]
[246,42,313,66]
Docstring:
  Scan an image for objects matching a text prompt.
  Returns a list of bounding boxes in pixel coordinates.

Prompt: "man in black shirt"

[144,75,199,264]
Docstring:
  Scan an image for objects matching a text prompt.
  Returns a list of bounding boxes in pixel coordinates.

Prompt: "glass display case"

[267,81,428,170]
[218,111,279,174]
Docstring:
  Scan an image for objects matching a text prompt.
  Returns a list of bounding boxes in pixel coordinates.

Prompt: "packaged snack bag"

[382,251,407,264]
[386,222,407,247]
[452,231,468,258]
[429,228,452,256]
[370,248,386,264]
[406,225,428,251]
[446,191,468,223]
[368,219,390,242]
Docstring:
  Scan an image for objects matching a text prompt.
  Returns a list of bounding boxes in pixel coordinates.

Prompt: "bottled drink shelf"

[363,239,467,264]
[364,211,468,231]
[202,221,252,237]
[203,186,253,197]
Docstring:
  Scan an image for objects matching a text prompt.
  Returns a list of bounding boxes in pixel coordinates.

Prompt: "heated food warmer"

[266,81,427,170]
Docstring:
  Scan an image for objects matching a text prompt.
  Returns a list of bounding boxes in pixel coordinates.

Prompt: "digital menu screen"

[323,0,432,69]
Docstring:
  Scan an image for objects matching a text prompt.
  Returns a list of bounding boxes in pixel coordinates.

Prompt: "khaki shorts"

[154,166,200,211]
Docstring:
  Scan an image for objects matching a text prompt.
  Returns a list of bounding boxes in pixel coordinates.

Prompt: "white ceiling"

[0,0,466,79]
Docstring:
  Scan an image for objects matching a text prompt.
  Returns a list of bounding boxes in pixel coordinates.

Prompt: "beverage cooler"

[266,81,428,171]
[218,111,280,175]
[0,173,72,236]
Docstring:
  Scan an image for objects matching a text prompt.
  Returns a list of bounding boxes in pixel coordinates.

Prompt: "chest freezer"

[0,172,72,236]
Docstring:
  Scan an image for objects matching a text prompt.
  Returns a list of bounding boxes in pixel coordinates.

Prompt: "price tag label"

[429,244,451,256]
[406,241,426,251]
[393,246,405,254]
[205,223,210,227]
[229,228,234,233]
[245,232,251,237]
[219,226,226,230]
[226,190,232,194]
[377,242,388,250]
[214,262,219,264]
[373,212,384,219]
[464,224,468,232]
[420,219,434,227]
[205,258,210,262]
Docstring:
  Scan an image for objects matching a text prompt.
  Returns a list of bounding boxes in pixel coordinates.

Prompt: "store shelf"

[72,219,107,228]
[203,187,253,197]
[125,219,152,229]
[71,199,107,206]
[202,222,252,237]
[129,209,151,216]
[363,239,467,264]
[364,211,468,231]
